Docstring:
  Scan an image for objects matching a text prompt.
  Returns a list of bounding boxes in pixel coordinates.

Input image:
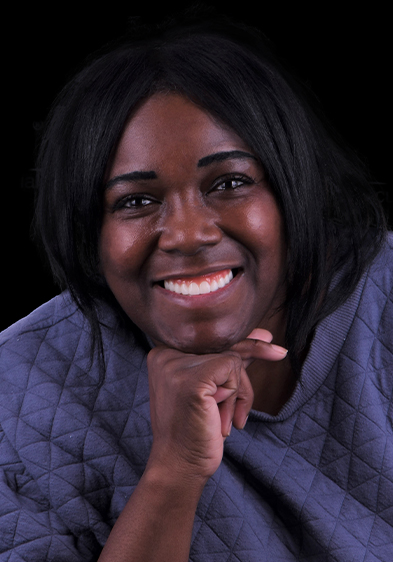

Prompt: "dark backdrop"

[4,6,390,332]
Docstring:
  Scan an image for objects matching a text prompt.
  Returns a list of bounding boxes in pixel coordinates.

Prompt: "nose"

[158,197,222,255]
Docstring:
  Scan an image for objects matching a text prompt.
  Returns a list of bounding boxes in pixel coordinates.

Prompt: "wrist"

[144,453,209,504]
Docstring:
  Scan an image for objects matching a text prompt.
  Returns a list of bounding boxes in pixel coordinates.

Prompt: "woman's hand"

[146,329,287,484]
[98,330,287,562]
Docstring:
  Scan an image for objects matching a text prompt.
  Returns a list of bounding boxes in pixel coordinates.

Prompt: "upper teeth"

[164,270,234,296]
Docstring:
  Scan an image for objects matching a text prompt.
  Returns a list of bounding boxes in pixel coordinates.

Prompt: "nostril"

[158,218,222,254]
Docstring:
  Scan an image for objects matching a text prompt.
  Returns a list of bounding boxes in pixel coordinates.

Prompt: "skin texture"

[98,93,292,561]
[100,93,288,354]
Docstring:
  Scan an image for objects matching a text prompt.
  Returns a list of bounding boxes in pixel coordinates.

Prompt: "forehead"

[111,93,252,171]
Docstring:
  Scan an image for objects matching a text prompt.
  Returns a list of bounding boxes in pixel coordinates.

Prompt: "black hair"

[34,12,387,371]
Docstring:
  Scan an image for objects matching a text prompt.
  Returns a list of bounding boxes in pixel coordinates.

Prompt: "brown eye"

[216,179,244,191]
[211,175,254,193]
[124,196,154,207]
[113,194,158,211]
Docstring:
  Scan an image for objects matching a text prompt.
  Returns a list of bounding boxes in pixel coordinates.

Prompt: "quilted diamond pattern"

[0,298,151,560]
[0,235,392,561]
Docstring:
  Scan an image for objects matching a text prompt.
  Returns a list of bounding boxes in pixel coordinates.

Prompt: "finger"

[213,358,254,433]
[230,338,288,369]
[232,365,254,429]
[211,356,242,437]
[213,365,254,434]
[218,398,236,437]
[246,328,273,342]
[213,385,236,403]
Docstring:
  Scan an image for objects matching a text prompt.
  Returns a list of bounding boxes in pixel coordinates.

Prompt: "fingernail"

[271,344,288,357]
[247,329,273,342]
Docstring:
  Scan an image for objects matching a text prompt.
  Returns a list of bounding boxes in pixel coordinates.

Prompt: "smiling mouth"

[161,269,238,296]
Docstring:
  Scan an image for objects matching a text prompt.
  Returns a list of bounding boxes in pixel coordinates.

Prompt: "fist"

[146,329,287,481]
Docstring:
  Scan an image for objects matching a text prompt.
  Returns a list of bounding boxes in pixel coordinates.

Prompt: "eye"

[124,195,153,207]
[210,174,254,193]
[113,194,158,211]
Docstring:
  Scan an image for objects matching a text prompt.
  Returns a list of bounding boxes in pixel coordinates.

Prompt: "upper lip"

[152,265,242,284]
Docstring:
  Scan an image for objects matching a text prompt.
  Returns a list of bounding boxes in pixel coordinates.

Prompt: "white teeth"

[180,282,188,295]
[164,270,234,296]
[199,281,211,294]
[189,282,200,295]
[166,280,175,292]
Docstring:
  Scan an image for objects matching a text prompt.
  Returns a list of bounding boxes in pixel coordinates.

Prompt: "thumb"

[246,328,274,343]
[231,330,288,368]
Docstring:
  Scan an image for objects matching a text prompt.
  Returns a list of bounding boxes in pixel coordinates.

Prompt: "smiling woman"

[100,93,287,356]
[1,11,392,562]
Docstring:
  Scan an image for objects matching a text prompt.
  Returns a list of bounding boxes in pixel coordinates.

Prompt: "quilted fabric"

[0,234,392,561]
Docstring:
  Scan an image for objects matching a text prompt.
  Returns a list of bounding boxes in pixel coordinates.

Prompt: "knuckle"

[223,351,242,370]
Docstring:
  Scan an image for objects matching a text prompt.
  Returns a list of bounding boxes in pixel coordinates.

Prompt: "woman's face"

[100,93,287,353]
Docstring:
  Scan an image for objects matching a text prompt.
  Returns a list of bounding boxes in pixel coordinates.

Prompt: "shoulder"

[336,232,393,395]
[0,289,150,382]
[334,231,393,350]
[0,292,88,377]
[0,293,92,416]
[0,291,145,397]
[357,232,393,327]
[0,291,82,345]
[366,231,393,290]
[0,290,150,443]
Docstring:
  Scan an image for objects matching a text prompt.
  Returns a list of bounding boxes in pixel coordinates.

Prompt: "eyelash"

[209,174,254,193]
[114,195,156,210]
[112,174,254,211]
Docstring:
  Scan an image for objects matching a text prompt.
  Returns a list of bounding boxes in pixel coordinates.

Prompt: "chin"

[154,326,247,355]
[173,340,231,355]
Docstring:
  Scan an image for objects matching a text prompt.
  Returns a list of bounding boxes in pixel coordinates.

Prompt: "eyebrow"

[105,170,157,190]
[105,150,257,190]
[197,150,257,167]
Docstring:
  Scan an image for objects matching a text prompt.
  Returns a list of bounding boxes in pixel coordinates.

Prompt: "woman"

[1,14,391,562]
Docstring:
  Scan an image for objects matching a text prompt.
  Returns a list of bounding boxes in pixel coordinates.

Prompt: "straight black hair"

[34,13,387,371]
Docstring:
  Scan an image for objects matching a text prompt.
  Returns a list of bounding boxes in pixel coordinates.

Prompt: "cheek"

[99,221,142,282]
[243,207,272,240]
[237,199,287,294]
[232,195,285,258]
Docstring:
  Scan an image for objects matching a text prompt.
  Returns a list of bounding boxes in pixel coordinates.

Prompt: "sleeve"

[0,426,101,562]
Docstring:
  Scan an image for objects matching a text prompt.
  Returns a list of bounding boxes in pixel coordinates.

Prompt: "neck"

[246,355,296,415]
[247,306,297,415]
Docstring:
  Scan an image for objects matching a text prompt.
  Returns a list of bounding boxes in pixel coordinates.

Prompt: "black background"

[4,5,390,332]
